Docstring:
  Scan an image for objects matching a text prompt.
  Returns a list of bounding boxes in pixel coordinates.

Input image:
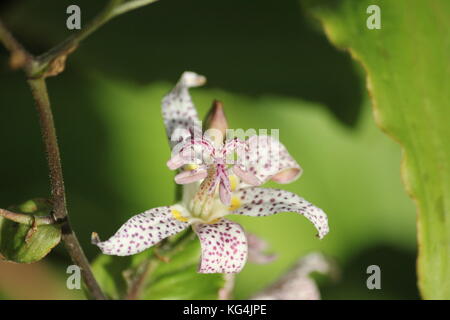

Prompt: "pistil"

[190,166,218,221]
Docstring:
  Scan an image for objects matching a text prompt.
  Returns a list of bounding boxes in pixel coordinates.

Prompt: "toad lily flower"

[167,135,260,206]
[92,72,329,274]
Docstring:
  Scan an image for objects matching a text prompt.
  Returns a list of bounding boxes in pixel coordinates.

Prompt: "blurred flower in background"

[252,252,337,300]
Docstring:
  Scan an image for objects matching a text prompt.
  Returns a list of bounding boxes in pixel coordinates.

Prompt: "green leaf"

[302,0,450,299]
[0,199,61,263]
[91,233,225,300]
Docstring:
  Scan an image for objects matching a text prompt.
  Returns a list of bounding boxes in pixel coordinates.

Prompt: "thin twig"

[0,20,24,52]
[34,0,121,76]
[34,0,158,77]
[0,208,55,226]
[0,0,159,300]
[2,0,158,77]
[113,0,159,16]
[125,258,158,300]
[0,20,34,71]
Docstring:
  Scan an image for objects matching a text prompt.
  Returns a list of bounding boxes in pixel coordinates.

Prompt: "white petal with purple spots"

[94,206,189,256]
[162,71,205,149]
[230,187,329,239]
[245,135,302,184]
[193,218,248,273]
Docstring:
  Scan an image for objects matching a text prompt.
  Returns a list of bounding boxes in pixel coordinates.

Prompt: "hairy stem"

[28,78,107,300]
[0,0,159,300]
[0,18,107,300]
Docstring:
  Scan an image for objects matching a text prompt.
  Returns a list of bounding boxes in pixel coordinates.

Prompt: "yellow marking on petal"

[228,197,241,211]
[171,209,189,222]
[184,164,199,171]
[229,175,239,191]
[207,218,222,224]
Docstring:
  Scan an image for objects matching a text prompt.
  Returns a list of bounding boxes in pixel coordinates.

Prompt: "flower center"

[189,166,218,221]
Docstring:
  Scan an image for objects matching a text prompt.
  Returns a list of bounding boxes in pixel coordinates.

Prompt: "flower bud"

[203,100,228,144]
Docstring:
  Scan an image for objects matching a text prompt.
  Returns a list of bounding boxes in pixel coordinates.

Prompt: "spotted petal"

[193,218,248,273]
[162,71,205,149]
[232,165,261,186]
[245,135,302,184]
[93,206,189,256]
[230,188,329,239]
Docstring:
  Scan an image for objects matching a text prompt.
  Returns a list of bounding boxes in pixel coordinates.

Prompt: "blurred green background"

[0,0,418,299]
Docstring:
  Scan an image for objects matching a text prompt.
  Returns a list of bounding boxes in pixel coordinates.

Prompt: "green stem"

[34,0,121,75]
[34,0,158,77]
[125,229,195,299]
[125,258,158,300]
[2,0,158,77]
[112,0,159,16]
[0,208,55,226]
